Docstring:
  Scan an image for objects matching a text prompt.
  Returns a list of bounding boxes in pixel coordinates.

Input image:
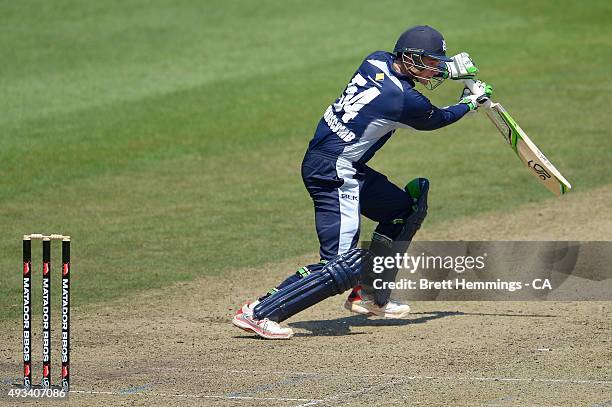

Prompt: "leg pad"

[253,249,371,322]
[362,178,429,305]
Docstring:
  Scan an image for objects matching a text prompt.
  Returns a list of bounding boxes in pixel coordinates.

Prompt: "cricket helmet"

[393,25,452,62]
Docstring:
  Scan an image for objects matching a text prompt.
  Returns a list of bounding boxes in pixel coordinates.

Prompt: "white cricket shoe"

[232,301,294,339]
[344,286,411,318]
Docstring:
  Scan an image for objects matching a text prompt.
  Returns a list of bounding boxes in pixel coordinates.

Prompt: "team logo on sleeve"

[375,73,385,81]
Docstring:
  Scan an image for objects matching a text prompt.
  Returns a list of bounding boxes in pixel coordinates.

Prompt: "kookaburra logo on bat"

[528,160,551,180]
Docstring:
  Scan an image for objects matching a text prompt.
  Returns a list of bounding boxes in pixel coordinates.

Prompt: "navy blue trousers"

[302,151,413,261]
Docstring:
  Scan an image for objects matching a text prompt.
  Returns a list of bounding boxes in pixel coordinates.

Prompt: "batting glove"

[443,52,479,80]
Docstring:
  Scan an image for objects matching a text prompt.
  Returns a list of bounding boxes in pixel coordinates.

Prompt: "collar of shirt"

[386,57,416,87]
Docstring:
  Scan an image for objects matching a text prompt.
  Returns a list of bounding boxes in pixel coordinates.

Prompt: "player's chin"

[417,77,430,86]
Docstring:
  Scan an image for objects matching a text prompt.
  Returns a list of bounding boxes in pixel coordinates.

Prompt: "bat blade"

[487,103,572,196]
[461,78,572,196]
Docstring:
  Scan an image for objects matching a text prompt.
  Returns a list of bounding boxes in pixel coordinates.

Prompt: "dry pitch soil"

[1,186,611,406]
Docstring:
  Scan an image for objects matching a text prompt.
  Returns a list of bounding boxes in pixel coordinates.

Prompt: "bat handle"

[462,78,479,93]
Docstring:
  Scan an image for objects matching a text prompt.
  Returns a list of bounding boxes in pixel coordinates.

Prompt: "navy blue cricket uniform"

[261,51,470,297]
[303,51,469,261]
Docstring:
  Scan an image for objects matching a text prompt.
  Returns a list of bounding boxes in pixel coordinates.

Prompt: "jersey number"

[333,74,381,123]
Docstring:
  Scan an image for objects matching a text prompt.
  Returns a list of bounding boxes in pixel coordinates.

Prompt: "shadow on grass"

[288,310,558,337]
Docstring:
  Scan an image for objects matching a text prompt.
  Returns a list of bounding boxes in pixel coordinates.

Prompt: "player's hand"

[459,82,493,111]
[443,52,479,80]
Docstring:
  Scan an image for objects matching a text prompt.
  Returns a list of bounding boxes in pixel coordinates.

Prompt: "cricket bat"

[463,79,572,196]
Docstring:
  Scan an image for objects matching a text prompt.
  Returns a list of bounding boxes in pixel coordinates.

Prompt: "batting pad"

[253,249,371,322]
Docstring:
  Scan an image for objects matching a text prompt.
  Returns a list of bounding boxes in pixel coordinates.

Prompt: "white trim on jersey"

[335,157,360,255]
[340,118,414,162]
[367,59,404,92]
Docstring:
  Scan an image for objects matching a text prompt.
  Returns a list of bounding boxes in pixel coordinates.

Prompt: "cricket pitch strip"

[1,187,610,406]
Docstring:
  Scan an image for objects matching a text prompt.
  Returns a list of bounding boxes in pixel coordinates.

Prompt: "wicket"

[22,234,71,391]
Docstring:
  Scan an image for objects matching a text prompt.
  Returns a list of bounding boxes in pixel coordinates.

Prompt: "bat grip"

[462,78,479,93]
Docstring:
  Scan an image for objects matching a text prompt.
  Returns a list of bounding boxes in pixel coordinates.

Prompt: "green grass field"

[1,0,611,321]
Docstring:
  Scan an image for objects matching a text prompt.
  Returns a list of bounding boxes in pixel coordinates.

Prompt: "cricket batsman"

[232,25,493,339]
